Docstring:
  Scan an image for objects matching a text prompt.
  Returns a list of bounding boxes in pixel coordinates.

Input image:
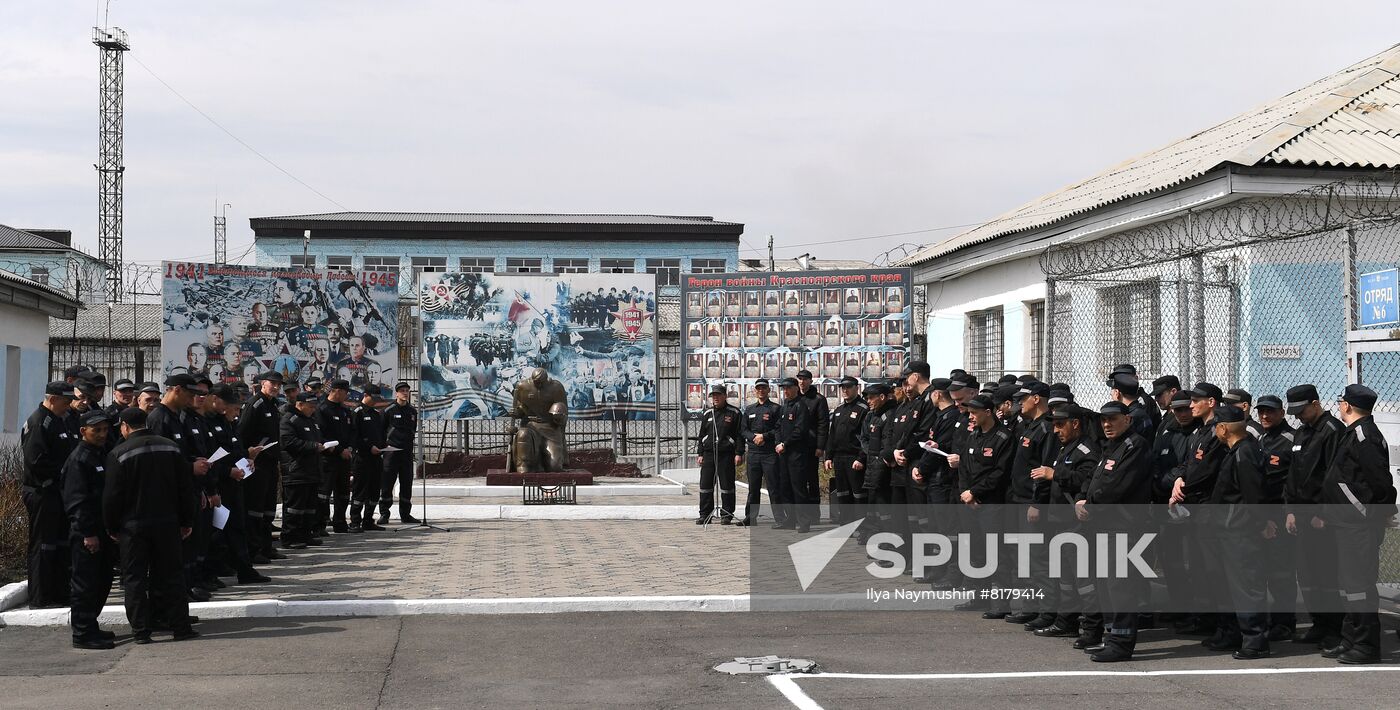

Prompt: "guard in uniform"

[1079,402,1153,662]
[739,379,781,527]
[886,361,937,563]
[1319,384,1396,664]
[354,385,389,532]
[1154,393,1197,620]
[316,380,356,534]
[1168,382,1226,634]
[1254,395,1297,640]
[795,370,828,523]
[1005,381,1056,627]
[1223,389,1266,439]
[237,371,284,563]
[696,384,744,524]
[379,382,420,524]
[1203,405,1271,659]
[1283,384,1346,646]
[1031,405,1103,646]
[279,392,325,548]
[858,383,895,542]
[21,381,80,608]
[61,410,118,649]
[103,407,198,644]
[207,384,270,584]
[774,377,814,531]
[911,377,963,587]
[951,393,1014,617]
[823,377,868,525]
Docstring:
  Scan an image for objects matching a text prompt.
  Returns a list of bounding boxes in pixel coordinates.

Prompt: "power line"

[128,53,348,211]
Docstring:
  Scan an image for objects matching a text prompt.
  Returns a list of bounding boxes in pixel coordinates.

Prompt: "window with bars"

[324,255,352,271]
[363,256,399,272]
[30,266,49,285]
[459,257,494,273]
[290,255,316,269]
[1027,299,1046,377]
[691,258,726,274]
[411,256,447,273]
[645,258,680,286]
[600,258,635,274]
[553,258,588,274]
[1100,280,1161,374]
[506,257,542,273]
[965,306,1005,382]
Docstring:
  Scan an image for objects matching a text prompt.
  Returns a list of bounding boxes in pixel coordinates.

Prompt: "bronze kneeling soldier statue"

[507,368,569,473]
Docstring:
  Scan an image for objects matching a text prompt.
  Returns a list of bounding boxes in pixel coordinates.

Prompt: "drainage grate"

[713,656,817,675]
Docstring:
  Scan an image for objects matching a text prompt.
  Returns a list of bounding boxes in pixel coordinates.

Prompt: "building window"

[411,256,447,273]
[600,258,635,274]
[459,257,494,273]
[553,258,588,274]
[290,255,315,269]
[1026,299,1046,377]
[645,258,680,286]
[1101,280,1161,374]
[691,258,726,274]
[363,256,399,273]
[326,255,352,270]
[30,266,49,285]
[965,306,1004,383]
[506,257,542,274]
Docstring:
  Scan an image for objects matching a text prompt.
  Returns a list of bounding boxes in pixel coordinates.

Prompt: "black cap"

[63,365,91,379]
[113,378,135,392]
[330,379,351,391]
[362,383,383,397]
[1108,373,1141,396]
[1213,405,1246,423]
[395,381,411,391]
[709,384,729,395]
[1018,382,1051,399]
[1187,382,1222,401]
[1222,388,1252,405]
[949,368,967,378]
[193,375,213,389]
[900,360,931,379]
[164,373,198,389]
[929,377,952,392]
[138,382,161,395]
[862,382,891,397]
[1110,363,1137,376]
[1050,405,1085,422]
[294,391,319,403]
[965,395,993,410]
[79,410,111,427]
[1285,384,1319,415]
[1169,393,1192,409]
[258,370,285,384]
[754,378,770,388]
[1255,395,1283,411]
[778,377,799,387]
[118,407,147,428]
[79,372,107,388]
[210,383,240,403]
[1150,375,1181,397]
[948,376,977,392]
[304,377,324,388]
[45,381,76,398]
[993,383,1020,404]
[796,369,814,379]
[839,376,860,388]
[1099,401,1131,416]
[1341,384,1378,411]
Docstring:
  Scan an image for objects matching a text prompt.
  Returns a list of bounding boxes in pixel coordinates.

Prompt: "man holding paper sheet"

[380,382,420,525]
[354,384,389,532]
[207,384,270,584]
[317,380,357,534]
[238,371,284,564]
[279,392,325,549]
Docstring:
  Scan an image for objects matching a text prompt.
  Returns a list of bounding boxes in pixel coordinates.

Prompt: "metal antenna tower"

[214,202,231,263]
[93,25,130,302]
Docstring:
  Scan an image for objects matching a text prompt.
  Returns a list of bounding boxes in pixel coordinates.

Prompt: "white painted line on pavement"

[423,484,686,497]
[768,666,1400,710]
[407,504,697,520]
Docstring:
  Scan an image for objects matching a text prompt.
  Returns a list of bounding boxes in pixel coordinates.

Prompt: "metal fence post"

[1043,277,1056,381]
[1190,254,1206,383]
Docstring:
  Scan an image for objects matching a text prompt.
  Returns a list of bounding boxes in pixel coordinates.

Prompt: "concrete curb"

[414,504,697,520]
[0,595,754,626]
[0,581,28,613]
[422,483,687,497]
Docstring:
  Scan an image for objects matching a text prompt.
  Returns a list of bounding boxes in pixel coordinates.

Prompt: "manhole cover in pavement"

[713,656,817,675]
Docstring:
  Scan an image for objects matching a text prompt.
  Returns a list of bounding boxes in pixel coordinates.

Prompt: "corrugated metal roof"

[901,44,1400,267]
[49,302,162,341]
[0,223,72,251]
[255,212,742,227]
[739,258,877,272]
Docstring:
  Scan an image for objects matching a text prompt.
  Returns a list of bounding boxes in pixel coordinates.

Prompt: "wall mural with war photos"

[161,262,400,393]
[417,271,658,421]
[679,267,913,419]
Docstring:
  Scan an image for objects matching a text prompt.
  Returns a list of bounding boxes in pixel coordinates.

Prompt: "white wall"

[923,255,1046,377]
[0,303,53,440]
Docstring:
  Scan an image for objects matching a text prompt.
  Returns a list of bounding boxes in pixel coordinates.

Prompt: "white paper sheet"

[207,447,230,464]
[211,505,230,530]
[917,441,950,457]
[381,445,402,452]
[235,458,254,479]
[322,440,339,451]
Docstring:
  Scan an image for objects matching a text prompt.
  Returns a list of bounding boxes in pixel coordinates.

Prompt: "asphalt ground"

[2,610,1399,709]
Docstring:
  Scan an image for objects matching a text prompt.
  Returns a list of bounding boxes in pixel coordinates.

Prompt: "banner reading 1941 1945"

[417,271,658,421]
[680,267,913,418]
[160,262,401,394]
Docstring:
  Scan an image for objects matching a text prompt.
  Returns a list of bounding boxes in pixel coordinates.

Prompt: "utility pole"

[767,235,775,272]
[302,229,312,269]
[93,25,130,303]
[214,203,230,264]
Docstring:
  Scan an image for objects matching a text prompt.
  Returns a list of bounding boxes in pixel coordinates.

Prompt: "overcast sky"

[1,1,1394,266]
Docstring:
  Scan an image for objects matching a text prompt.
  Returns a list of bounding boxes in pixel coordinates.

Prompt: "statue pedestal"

[484,470,595,486]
